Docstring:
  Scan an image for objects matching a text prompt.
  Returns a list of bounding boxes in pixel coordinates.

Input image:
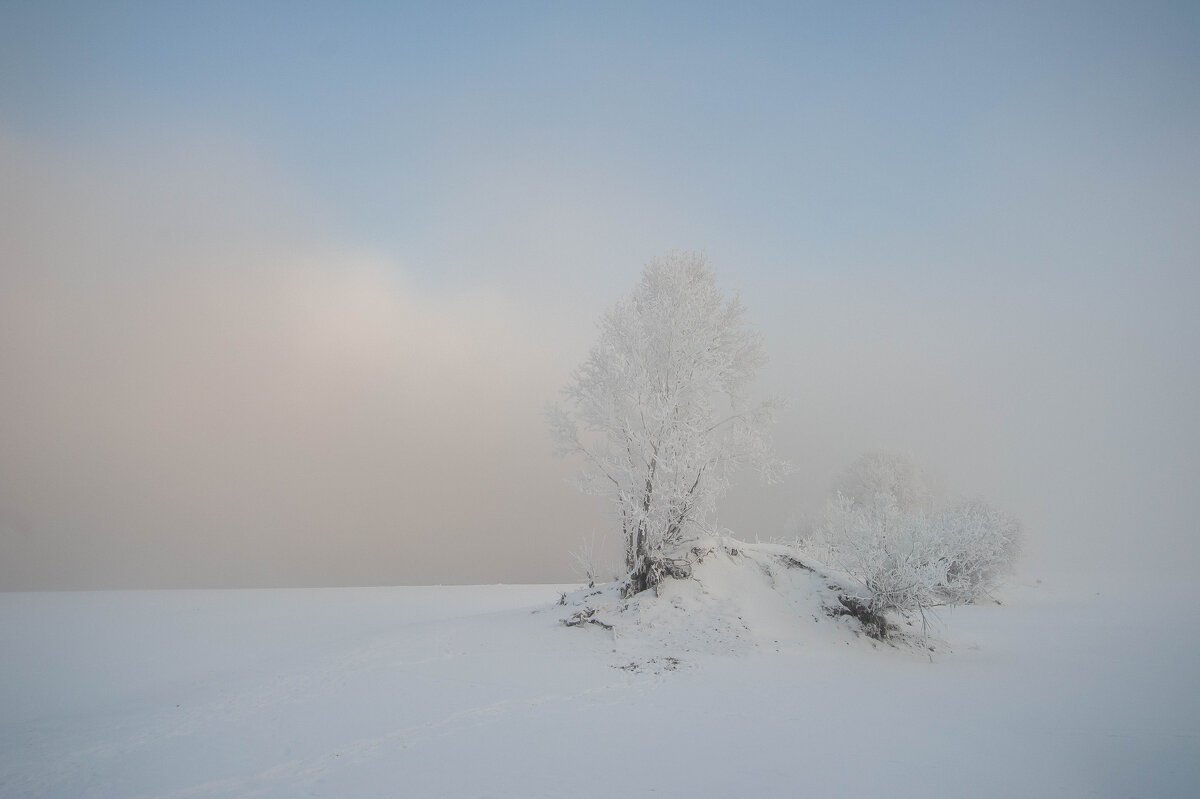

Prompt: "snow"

[2,557,1197,798]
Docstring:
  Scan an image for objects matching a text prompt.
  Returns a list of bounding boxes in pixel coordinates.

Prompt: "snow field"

[1,562,1196,798]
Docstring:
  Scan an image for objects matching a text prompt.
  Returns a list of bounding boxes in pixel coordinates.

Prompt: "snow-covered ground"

[2,551,1197,798]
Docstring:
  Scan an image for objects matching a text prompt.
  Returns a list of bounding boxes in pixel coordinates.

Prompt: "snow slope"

[1,554,1197,798]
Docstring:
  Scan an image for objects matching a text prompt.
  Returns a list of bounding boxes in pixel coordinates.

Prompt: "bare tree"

[548,252,788,595]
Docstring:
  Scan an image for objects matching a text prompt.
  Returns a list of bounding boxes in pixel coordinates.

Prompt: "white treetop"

[548,252,787,593]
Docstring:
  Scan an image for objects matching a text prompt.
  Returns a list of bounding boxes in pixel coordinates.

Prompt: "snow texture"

[1,559,1197,798]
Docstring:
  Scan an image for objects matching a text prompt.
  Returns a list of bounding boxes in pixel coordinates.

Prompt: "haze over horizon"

[2,2,1197,590]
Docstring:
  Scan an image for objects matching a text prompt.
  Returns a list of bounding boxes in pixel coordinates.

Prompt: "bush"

[803,454,1020,618]
[934,500,1021,605]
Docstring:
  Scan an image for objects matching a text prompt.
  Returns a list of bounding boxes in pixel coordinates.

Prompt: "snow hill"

[2,555,1197,797]
[554,537,912,660]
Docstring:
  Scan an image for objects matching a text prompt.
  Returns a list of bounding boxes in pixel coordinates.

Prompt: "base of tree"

[623,554,693,598]
[827,595,893,640]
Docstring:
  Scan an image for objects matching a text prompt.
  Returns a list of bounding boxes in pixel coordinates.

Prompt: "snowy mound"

[555,538,922,657]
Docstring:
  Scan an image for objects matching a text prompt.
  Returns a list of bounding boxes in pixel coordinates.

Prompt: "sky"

[1,1,1197,589]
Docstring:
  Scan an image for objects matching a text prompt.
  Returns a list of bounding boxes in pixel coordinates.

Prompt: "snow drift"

[555,538,934,658]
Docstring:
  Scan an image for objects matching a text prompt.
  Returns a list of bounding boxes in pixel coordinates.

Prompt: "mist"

[2,3,1198,589]
[0,136,603,589]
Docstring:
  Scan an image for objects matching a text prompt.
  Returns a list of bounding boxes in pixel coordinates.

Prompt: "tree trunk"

[626,555,653,596]
[624,540,692,598]
[626,524,651,595]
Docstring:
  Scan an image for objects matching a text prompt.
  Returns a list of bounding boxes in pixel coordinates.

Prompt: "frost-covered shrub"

[569,530,623,588]
[804,454,1019,617]
[814,490,944,617]
[934,500,1021,605]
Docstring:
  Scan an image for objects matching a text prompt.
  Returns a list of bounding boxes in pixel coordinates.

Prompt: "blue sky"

[6,1,1196,287]
[2,2,1198,587]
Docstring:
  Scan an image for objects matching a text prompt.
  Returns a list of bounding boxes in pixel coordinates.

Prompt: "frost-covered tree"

[803,452,1020,619]
[831,450,936,517]
[548,252,788,595]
